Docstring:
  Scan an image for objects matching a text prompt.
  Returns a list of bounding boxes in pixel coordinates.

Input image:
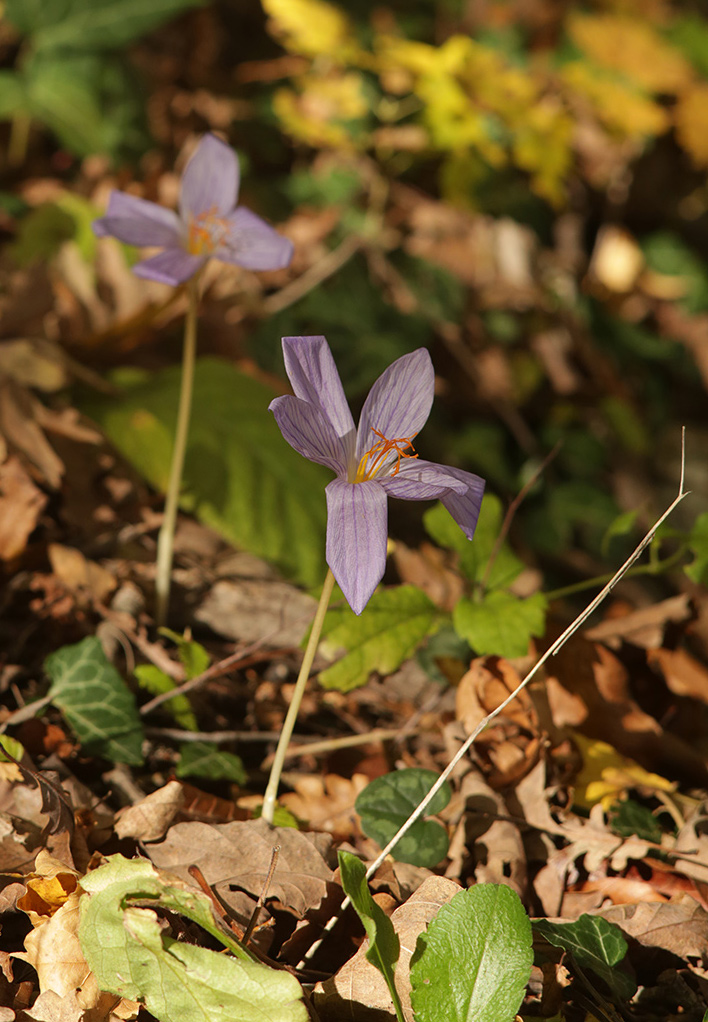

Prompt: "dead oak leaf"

[598,898,708,961]
[145,817,334,919]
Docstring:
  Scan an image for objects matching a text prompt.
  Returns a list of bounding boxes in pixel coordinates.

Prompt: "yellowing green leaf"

[674,82,708,168]
[568,13,693,94]
[262,0,356,59]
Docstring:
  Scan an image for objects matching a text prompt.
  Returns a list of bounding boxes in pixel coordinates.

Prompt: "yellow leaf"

[674,82,708,169]
[273,72,369,149]
[561,61,669,138]
[568,13,693,94]
[512,99,574,207]
[261,0,356,59]
[573,734,676,811]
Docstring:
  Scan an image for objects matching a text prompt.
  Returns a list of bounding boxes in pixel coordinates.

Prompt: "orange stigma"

[187,206,229,255]
[354,427,418,482]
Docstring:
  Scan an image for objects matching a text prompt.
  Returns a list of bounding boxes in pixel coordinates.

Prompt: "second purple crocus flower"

[93,133,293,286]
[270,335,485,614]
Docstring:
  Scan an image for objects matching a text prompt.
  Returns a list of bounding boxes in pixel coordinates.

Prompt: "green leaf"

[6,0,206,53]
[82,358,329,587]
[601,508,639,558]
[338,850,404,1022]
[318,586,445,693]
[176,742,247,785]
[410,884,533,1022]
[0,71,29,118]
[44,637,144,765]
[21,51,145,158]
[9,202,77,268]
[608,799,663,843]
[453,590,547,658]
[355,768,451,867]
[79,854,307,1021]
[423,495,523,591]
[134,664,198,731]
[534,914,636,1001]
[642,231,708,316]
[0,735,26,763]
[686,512,708,585]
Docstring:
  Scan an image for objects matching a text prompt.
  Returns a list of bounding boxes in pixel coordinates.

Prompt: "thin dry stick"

[242,845,280,945]
[300,429,689,966]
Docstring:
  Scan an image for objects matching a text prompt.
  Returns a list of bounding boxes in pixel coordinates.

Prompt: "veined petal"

[282,336,356,446]
[269,395,348,475]
[356,349,434,463]
[326,479,388,615]
[179,134,239,220]
[380,458,469,500]
[217,208,293,271]
[93,191,181,247]
[438,465,485,539]
[133,248,205,285]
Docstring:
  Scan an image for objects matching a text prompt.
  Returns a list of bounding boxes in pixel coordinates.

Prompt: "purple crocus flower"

[93,133,293,286]
[270,335,485,615]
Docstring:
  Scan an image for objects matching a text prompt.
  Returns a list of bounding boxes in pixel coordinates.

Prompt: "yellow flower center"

[354,427,418,483]
[186,207,229,255]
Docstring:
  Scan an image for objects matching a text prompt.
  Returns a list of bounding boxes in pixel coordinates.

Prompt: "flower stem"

[155,278,200,627]
[262,569,336,825]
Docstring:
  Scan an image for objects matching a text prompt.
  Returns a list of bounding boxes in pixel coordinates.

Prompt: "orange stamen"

[187,206,229,255]
[355,427,418,482]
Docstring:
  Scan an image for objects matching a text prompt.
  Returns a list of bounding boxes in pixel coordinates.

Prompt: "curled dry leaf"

[456,656,540,787]
[280,772,369,841]
[0,456,47,562]
[113,780,185,843]
[313,875,461,1022]
[14,851,138,1022]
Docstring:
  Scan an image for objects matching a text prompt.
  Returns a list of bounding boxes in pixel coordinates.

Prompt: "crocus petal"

[269,395,348,475]
[356,349,434,463]
[179,134,239,220]
[437,465,485,539]
[216,208,293,271]
[326,479,388,615]
[133,248,206,286]
[282,336,356,446]
[380,458,469,500]
[93,191,181,247]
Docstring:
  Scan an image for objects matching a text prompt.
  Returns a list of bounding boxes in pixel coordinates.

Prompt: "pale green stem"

[262,569,336,825]
[155,278,200,627]
[7,112,31,168]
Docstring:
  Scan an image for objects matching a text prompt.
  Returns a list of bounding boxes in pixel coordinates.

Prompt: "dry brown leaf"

[195,578,316,645]
[14,852,137,1022]
[452,770,527,897]
[0,380,63,489]
[585,594,692,649]
[0,456,47,562]
[47,546,116,606]
[456,656,540,786]
[391,540,463,611]
[113,780,184,842]
[280,773,369,841]
[598,898,708,960]
[647,647,708,704]
[0,340,68,393]
[145,818,334,918]
[313,875,461,1022]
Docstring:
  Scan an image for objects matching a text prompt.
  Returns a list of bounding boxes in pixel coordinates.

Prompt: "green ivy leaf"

[176,742,247,785]
[355,768,451,867]
[79,854,307,1021]
[410,884,533,1022]
[453,590,547,658]
[83,359,329,587]
[338,851,404,1021]
[44,637,144,765]
[534,914,636,1002]
[318,586,445,692]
